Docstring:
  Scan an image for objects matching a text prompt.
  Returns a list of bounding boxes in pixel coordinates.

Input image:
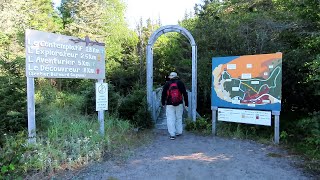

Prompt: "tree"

[0,0,62,139]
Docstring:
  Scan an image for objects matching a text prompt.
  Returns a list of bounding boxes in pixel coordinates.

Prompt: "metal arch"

[147,25,196,46]
[146,25,198,121]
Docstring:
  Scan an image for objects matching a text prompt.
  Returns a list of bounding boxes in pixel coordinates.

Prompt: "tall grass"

[0,90,151,179]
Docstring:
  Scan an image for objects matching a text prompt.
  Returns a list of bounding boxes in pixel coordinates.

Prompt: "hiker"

[161,72,188,140]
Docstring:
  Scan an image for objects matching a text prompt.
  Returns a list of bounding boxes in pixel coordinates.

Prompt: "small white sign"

[218,108,271,126]
[246,64,252,68]
[227,64,237,70]
[231,99,240,104]
[251,81,260,85]
[232,87,240,91]
[96,83,108,111]
[269,65,274,69]
[262,100,270,103]
[241,73,252,79]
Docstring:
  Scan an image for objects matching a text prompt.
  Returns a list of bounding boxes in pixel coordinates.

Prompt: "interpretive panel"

[25,29,105,79]
[212,53,282,111]
[218,108,271,126]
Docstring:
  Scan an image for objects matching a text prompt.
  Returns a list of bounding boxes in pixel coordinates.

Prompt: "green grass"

[0,91,153,179]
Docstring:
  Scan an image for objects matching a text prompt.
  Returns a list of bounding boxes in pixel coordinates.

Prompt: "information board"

[25,29,105,79]
[218,108,271,126]
[212,53,282,111]
[96,83,108,111]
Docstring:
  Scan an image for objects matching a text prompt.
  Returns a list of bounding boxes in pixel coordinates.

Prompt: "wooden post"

[211,106,218,135]
[27,77,36,143]
[98,79,105,136]
[272,111,280,144]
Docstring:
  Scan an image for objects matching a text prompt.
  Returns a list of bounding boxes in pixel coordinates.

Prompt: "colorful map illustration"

[211,53,282,111]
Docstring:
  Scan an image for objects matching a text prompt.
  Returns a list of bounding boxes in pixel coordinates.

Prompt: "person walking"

[161,72,188,140]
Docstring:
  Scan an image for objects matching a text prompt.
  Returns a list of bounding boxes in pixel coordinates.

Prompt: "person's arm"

[161,82,169,106]
[178,81,188,107]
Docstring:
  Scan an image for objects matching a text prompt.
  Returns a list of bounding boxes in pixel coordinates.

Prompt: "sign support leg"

[211,106,218,135]
[27,77,36,143]
[272,111,280,144]
[98,79,105,136]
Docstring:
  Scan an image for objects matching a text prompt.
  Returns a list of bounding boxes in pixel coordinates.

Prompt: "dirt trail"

[61,130,313,180]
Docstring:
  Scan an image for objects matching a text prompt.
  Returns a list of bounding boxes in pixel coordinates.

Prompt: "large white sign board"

[96,83,108,111]
[218,108,271,126]
[25,29,105,79]
[25,29,106,143]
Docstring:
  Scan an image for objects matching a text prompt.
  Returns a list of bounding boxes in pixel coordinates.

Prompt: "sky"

[124,0,202,29]
[52,0,202,29]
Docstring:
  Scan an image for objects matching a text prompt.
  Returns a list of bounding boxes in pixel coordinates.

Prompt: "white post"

[191,45,197,121]
[27,77,36,143]
[146,45,153,119]
[152,91,156,121]
[98,79,105,136]
[187,91,192,118]
[272,111,280,144]
[211,106,218,135]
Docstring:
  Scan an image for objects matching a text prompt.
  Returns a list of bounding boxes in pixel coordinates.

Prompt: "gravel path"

[63,130,313,180]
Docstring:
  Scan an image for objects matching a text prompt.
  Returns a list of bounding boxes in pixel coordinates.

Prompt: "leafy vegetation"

[0,0,319,177]
[0,89,151,179]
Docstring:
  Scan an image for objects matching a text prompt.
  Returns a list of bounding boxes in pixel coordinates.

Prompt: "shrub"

[185,117,211,135]
[0,92,147,179]
[117,86,153,129]
[295,112,320,158]
[0,71,27,145]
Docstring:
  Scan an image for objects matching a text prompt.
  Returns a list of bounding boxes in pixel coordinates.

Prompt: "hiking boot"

[176,133,182,137]
[170,136,175,140]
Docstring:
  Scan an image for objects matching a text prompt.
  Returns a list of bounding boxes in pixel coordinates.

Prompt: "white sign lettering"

[25,29,105,79]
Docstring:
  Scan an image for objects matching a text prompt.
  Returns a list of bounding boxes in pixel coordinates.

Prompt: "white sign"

[96,83,108,111]
[227,64,237,70]
[25,29,105,79]
[218,108,271,126]
[241,73,252,79]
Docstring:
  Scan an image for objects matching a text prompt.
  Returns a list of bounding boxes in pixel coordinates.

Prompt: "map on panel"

[211,53,282,111]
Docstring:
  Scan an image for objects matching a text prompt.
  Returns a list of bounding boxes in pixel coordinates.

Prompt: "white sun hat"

[168,72,178,79]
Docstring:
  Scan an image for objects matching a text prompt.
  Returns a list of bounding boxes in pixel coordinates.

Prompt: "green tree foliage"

[175,0,320,161]
[175,0,320,114]
[0,0,62,141]
[59,0,140,94]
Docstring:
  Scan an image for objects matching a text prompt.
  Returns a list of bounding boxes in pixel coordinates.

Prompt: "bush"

[0,74,26,146]
[0,90,148,178]
[295,112,320,158]
[185,117,211,135]
[117,86,153,129]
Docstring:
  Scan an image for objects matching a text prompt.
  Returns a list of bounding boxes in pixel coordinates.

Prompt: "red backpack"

[167,82,182,106]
